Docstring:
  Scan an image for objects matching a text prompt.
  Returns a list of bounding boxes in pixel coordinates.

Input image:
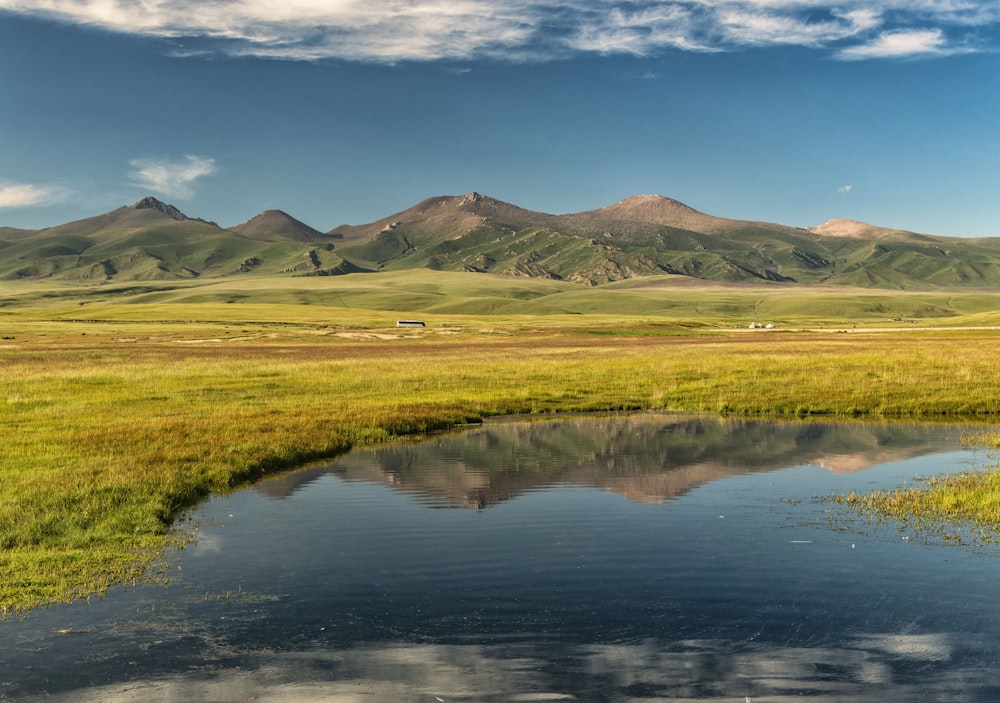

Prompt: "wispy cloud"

[716,8,881,48]
[0,182,65,208]
[128,155,217,199]
[567,5,715,55]
[837,184,854,193]
[0,1,997,62]
[836,28,964,60]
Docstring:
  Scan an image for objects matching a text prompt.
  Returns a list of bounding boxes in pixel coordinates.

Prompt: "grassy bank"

[3,320,1000,614]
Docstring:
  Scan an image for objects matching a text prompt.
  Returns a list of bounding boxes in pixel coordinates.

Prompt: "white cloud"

[836,28,957,60]
[838,184,854,193]
[0,1,996,62]
[717,7,881,48]
[0,183,64,208]
[567,5,715,55]
[128,155,217,199]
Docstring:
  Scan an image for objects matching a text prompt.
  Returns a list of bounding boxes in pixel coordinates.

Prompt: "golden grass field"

[3,272,1000,614]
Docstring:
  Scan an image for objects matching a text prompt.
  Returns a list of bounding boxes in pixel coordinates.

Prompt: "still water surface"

[4,415,1000,702]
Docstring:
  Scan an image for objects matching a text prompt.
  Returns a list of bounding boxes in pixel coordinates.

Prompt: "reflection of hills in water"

[255,415,963,507]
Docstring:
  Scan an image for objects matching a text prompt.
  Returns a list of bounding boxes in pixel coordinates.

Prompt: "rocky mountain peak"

[130,196,189,221]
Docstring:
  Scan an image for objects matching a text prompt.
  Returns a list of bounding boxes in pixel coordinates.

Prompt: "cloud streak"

[128,155,217,199]
[0,1,996,62]
[836,28,965,60]
[0,182,65,208]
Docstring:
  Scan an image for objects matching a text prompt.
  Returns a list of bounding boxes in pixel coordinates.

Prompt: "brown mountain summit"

[809,219,911,239]
[328,192,557,245]
[230,209,329,242]
[563,194,743,235]
[580,194,702,222]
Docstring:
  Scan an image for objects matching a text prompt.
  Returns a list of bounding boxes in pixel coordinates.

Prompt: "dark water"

[4,415,1000,702]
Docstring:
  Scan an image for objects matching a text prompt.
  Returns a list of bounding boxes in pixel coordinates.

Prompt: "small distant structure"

[396,320,426,328]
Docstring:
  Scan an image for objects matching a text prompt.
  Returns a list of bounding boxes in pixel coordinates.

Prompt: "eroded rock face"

[131,196,189,221]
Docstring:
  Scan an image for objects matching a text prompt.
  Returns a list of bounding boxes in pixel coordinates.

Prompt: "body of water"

[3,415,1000,702]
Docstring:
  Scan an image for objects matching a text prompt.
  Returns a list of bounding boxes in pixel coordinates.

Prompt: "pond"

[4,414,1000,702]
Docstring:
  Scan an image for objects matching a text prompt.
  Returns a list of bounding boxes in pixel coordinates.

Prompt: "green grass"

[4,272,1000,614]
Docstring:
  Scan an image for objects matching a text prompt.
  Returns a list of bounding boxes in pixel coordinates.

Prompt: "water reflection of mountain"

[254,415,963,506]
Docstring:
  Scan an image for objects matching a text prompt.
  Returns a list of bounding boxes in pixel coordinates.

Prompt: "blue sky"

[1,1,998,237]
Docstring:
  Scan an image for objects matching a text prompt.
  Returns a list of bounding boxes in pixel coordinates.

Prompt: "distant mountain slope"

[331,192,1000,289]
[0,197,358,282]
[3,193,1000,289]
[0,226,34,241]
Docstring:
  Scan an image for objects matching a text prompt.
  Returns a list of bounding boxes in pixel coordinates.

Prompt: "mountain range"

[3,193,999,289]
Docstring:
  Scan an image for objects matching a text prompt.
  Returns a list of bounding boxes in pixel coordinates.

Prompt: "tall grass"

[3,325,1000,613]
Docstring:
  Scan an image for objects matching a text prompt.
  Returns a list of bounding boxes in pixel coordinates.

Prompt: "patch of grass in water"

[830,434,1000,545]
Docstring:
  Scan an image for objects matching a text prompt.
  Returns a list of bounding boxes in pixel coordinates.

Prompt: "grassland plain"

[4,273,1000,614]
[5,268,1000,323]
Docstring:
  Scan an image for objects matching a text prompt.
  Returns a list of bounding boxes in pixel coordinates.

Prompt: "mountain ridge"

[3,192,1000,289]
